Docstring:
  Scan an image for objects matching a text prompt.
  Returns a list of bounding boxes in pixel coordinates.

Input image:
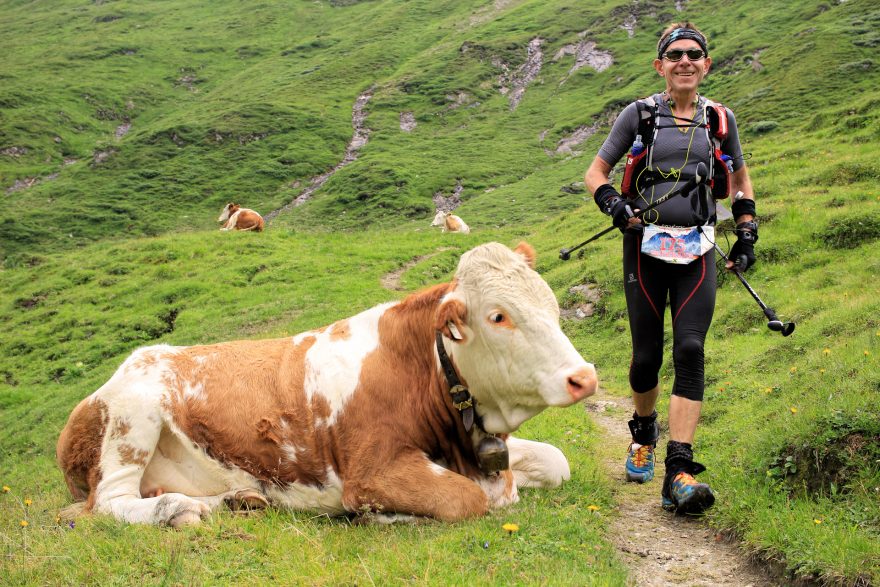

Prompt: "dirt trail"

[586,388,780,586]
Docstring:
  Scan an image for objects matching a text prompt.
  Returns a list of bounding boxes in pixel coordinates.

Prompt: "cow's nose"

[566,366,598,401]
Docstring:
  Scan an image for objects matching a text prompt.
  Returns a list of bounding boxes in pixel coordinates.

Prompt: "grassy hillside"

[2,0,879,584]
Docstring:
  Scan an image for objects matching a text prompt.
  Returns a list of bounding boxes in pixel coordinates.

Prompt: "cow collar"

[434,330,477,432]
[435,330,511,476]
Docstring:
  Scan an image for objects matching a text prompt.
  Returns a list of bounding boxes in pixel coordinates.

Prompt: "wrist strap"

[731,198,756,219]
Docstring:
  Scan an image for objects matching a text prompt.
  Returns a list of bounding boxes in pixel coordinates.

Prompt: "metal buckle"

[453,398,473,411]
[449,384,472,411]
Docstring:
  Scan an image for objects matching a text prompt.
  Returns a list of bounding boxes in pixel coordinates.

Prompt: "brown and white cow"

[431,210,470,234]
[57,242,596,527]
[218,203,264,232]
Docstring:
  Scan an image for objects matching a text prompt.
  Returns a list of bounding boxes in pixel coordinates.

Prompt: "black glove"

[594,184,635,232]
[608,197,636,232]
[730,220,758,271]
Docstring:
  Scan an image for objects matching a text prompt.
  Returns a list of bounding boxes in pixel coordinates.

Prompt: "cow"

[218,203,264,232]
[56,242,597,527]
[431,210,470,234]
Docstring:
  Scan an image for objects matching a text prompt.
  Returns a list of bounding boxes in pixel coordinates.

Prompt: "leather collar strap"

[435,330,475,432]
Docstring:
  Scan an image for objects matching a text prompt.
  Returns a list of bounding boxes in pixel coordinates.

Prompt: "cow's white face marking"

[444,243,597,434]
[431,210,447,227]
[217,204,235,222]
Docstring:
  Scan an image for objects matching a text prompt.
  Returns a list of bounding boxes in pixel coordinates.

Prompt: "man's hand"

[727,221,758,271]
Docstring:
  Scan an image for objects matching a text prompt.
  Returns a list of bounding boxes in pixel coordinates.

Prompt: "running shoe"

[661,471,715,514]
[625,443,655,483]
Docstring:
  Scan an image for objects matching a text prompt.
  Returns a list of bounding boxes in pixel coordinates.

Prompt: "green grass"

[2,0,880,583]
[0,229,627,585]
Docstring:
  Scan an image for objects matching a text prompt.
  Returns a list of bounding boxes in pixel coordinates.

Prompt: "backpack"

[620,96,732,201]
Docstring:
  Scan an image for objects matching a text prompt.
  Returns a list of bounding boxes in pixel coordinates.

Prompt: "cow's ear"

[514,241,536,269]
[435,297,468,343]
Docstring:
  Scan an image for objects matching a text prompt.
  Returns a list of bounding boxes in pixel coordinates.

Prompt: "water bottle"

[631,134,644,156]
[721,154,734,173]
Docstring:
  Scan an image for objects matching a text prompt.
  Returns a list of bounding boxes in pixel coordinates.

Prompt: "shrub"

[813,215,880,249]
[749,120,779,134]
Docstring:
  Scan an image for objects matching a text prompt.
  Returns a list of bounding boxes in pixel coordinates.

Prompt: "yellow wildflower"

[587,505,600,512]
[2,486,9,493]
[789,366,797,374]
[24,498,32,507]
[865,351,871,357]
[822,348,831,356]
[20,520,28,527]
[790,407,798,414]
[813,519,822,524]
[502,523,519,534]
[764,387,773,394]
[820,369,826,375]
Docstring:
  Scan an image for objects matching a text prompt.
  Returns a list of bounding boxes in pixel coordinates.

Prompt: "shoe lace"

[630,444,653,467]
[673,472,699,487]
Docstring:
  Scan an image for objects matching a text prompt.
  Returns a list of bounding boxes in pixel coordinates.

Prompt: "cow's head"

[218,203,239,222]
[431,210,448,227]
[436,242,597,434]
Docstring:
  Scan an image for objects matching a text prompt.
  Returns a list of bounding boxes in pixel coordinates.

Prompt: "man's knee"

[630,351,662,392]
[672,336,704,366]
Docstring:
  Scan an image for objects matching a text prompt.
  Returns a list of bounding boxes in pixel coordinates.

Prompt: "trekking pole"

[560,162,708,261]
[707,237,796,337]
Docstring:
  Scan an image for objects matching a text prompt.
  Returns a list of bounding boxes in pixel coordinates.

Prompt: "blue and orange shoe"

[625,443,655,483]
[661,471,715,514]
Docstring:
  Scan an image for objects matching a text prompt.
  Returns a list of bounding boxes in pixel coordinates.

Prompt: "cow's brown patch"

[310,394,332,420]
[57,397,109,508]
[128,349,162,373]
[329,319,351,340]
[118,443,149,467]
[332,282,491,520]
[165,335,331,487]
[110,417,131,439]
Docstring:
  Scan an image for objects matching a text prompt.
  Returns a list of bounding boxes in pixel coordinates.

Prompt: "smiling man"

[582,23,757,514]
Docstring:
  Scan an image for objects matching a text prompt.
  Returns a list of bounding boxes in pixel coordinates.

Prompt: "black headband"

[658,28,708,58]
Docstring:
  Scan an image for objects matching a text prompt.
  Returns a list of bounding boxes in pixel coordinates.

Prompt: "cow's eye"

[489,312,506,325]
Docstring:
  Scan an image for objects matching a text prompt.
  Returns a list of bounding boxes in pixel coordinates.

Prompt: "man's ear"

[514,241,536,269]
[653,58,664,76]
[435,297,468,342]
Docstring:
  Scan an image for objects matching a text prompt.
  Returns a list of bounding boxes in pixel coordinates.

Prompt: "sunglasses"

[662,49,706,62]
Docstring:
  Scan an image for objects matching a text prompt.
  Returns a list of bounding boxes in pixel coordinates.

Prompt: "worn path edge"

[586,387,782,587]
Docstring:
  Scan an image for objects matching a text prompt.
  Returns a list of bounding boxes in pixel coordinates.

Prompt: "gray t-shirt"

[597,93,744,226]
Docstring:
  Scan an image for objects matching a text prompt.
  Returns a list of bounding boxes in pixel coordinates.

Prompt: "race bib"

[640,225,714,265]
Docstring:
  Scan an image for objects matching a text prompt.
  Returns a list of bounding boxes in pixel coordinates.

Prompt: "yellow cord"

[636,106,706,224]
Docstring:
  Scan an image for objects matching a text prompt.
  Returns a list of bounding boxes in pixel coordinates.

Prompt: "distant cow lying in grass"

[218,203,264,232]
[56,242,596,527]
[431,210,470,234]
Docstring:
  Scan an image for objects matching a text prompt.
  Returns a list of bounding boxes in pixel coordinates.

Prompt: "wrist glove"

[730,220,758,271]
[608,197,636,232]
[594,184,635,232]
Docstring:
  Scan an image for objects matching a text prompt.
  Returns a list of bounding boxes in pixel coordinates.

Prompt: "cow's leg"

[93,411,214,527]
[507,436,571,488]
[343,451,494,522]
